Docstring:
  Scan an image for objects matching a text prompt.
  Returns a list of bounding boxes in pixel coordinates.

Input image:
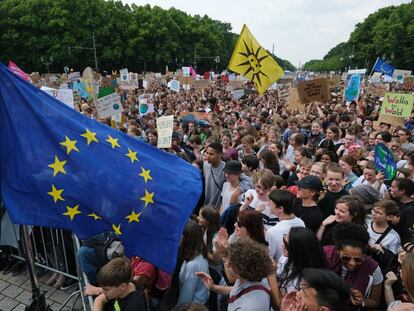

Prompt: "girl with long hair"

[277,227,325,295]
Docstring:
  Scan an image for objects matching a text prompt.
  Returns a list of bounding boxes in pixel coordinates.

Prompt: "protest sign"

[138,93,154,115]
[403,76,414,90]
[376,114,404,127]
[297,78,330,104]
[232,89,244,100]
[180,112,213,123]
[364,84,387,97]
[138,96,154,116]
[375,143,397,180]
[287,88,305,112]
[170,80,180,92]
[178,76,194,86]
[225,85,234,92]
[194,80,210,90]
[328,75,341,88]
[157,115,174,148]
[119,80,139,90]
[379,92,414,118]
[392,69,412,84]
[41,87,74,109]
[230,80,244,89]
[120,68,129,81]
[96,92,122,118]
[370,72,382,84]
[344,74,361,102]
[182,67,190,77]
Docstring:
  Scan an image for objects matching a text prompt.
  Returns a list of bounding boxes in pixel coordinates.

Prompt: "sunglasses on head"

[340,255,365,264]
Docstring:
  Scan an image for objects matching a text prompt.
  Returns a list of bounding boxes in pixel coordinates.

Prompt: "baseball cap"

[295,176,323,192]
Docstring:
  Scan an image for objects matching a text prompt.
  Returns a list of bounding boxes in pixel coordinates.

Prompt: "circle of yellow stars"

[47,128,155,236]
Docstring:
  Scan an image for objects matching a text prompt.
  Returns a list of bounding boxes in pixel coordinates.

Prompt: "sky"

[122,0,410,67]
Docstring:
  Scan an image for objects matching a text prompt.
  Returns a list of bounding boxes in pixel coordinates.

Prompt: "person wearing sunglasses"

[324,222,383,309]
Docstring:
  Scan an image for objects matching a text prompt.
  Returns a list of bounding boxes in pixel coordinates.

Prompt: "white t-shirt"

[276,255,301,295]
[245,189,279,230]
[266,217,305,262]
[366,220,401,254]
[352,175,387,196]
[220,182,243,215]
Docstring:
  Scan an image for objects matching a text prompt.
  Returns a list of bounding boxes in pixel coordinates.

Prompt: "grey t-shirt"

[203,161,225,209]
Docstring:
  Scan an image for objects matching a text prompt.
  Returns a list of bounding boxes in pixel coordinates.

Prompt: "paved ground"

[0,268,86,311]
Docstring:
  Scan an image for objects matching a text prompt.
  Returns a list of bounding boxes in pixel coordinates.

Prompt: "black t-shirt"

[104,288,146,311]
[397,200,414,214]
[318,189,348,218]
[294,199,324,233]
[396,206,414,243]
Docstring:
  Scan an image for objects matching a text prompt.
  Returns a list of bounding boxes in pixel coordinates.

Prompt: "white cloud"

[122,0,410,67]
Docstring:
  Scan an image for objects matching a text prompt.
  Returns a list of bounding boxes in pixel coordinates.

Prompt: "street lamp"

[40,56,53,74]
[68,32,99,72]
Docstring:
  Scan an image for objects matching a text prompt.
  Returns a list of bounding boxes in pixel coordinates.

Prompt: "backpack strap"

[375,225,393,245]
[228,284,271,303]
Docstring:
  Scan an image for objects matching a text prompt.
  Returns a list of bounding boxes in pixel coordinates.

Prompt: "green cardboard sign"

[380,92,414,118]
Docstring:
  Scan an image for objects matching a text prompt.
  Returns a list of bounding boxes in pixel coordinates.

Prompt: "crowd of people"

[2,72,414,311]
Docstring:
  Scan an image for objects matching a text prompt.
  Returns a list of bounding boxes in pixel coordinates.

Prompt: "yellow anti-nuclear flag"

[228,25,283,95]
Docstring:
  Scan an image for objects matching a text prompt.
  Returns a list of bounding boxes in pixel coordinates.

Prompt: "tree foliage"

[0,0,295,73]
[303,2,414,72]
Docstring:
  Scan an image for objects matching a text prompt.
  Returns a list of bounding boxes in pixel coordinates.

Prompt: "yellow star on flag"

[228,24,283,95]
[139,167,153,183]
[48,156,67,177]
[126,148,138,163]
[140,190,154,207]
[112,224,122,235]
[87,213,102,220]
[63,205,81,220]
[106,135,121,149]
[48,184,65,203]
[60,135,80,155]
[81,128,99,145]
[126,211,142,223]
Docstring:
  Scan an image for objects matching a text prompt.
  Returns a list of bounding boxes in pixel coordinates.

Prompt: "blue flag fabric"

[372,57,395,77]
[0,63,202,273]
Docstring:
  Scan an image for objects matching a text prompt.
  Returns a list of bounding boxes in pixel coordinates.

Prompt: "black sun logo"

[236,40,270,86]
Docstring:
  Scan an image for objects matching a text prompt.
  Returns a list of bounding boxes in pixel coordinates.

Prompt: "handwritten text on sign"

[380,92,414,118]
[298,78,330,104]
[157,115,174,148]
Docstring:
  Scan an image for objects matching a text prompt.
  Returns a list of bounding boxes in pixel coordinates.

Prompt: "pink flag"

[189,66,197,78]
[8,61,31,81]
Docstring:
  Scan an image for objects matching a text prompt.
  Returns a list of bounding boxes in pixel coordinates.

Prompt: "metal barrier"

[8,225,93,311]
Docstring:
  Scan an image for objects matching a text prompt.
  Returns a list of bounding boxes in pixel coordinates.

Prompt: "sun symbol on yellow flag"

[228,24,283,95]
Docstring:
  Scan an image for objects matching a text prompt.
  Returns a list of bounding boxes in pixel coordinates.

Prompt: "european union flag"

[0,63,202,273]
[372,57,395,77]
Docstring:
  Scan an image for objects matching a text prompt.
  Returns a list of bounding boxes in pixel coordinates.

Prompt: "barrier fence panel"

[7,224,93,311]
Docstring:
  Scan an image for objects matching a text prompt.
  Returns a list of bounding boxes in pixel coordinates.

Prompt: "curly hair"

[228,238,272,282]
[333,222,369,251]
